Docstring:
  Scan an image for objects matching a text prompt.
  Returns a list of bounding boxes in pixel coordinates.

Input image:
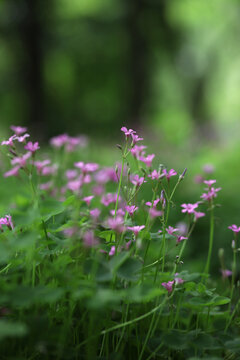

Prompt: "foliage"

[0,125,239,359]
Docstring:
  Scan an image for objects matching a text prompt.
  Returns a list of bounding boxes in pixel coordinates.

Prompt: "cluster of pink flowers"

[2,125,40,178]
[145,198,163,218]
[181,202,205,221]
[50,134,88,152]
[200,180,221,202]
[0,125,219,272]
[166,226,188,244]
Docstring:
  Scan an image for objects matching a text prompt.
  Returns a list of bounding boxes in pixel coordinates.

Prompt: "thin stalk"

[77,295,168,350]
[225,298,240,333]
[114,142,128,218]
[115,303,129,352]
[204,204,214,276]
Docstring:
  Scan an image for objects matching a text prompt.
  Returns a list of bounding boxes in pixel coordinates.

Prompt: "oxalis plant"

[0,125,239,360]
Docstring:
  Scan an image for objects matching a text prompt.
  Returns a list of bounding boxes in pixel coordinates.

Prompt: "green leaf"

[116,257,142,281]
[225,338,240,351]
[108,251,130,272]
[7,285,64,307]
[126,284,165,303]
[98,230,115,242]
[88,289,124,309]
[189,332,221,350]
[163,330,189,350]
[0,320,27,340]
[39,199,66,221]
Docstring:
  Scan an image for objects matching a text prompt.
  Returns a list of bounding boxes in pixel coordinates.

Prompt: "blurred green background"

[0,0,240,273]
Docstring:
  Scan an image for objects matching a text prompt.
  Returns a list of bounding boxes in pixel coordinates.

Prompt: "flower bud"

[179,168,187,181]
[218,248,225,260]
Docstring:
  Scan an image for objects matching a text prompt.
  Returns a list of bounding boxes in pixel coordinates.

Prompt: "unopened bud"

[141,167,147,176]
[116,144,122,151]
[218,248,225,260]
[180,261,184,265]
[115,165,119,175]
[9,149,18,157]
[160,190,166,208]
[232,240,235,249]
[179,168,187,181]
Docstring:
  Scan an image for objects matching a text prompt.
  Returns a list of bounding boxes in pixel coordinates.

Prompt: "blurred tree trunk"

[20,0,44,134]
[125,0,148,128]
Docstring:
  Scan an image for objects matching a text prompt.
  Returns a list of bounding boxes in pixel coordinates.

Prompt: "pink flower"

[65,169,78,180]
[162,168,177,181]
[90,208,100,220]
[109,246,116,256]
[83,231,99,247]
[0,215,14,230]
[121,127,136,138]
[145,198,160,208]
[131,134,143,144]
[4,166,20,178]
[83,195,94,206]
[67,179,83,193]
[74,162,99,173]
[1,135,17,147]
[125,205,138,216]
[228,224,240,233]
[148,169,161,180]
[63,227,78,238]
[10,125,27,136]
[108,216,125,233]
[131,174,146,187]
[201,187,221,201]
[221,269,232,279]
[92,185,105,196]
[130,145,147,159]
[166,226,179,235]
[194,175,204,184]
[34,160,51,174]
[193,211,205,221]
[15,134,30,143]
[41,164,58,176]
[11,152,31,167]
[161,281,174,294]
[24,141,40,153]
[181,203,198,214]
[203,164,215,174]
[50,134,69,148]
[149,208,163,218]
[204,179,216,187]
[125,240,132,250]
[127,225,145,237]
[65,135,88,152]
[39,181,53,191]
[110,209,125,217]
[174,274,184,285]
[101,193,120,207]
[140,154,155,167]
[176,236,187,243]
[5,215,14,230]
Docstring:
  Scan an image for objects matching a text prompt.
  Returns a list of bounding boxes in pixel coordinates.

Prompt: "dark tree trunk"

[125,0,148,128]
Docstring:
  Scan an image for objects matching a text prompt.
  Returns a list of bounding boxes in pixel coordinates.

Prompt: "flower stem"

[204,204,214,276]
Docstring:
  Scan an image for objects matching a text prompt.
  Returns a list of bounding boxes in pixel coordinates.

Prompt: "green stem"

[78,295,168,350]
[204,204,214,276]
